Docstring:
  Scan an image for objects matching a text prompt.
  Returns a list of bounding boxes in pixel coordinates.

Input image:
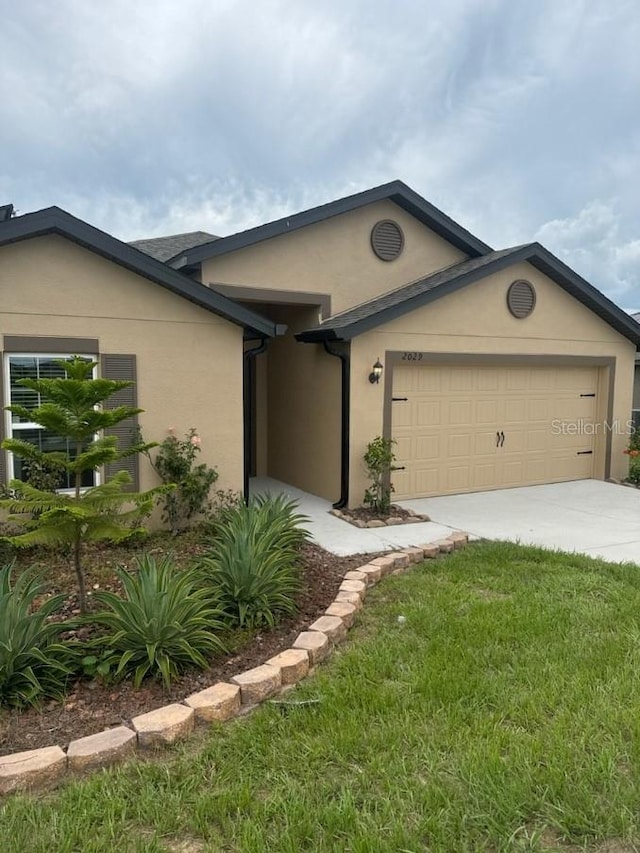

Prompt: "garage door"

[391,363,598,500]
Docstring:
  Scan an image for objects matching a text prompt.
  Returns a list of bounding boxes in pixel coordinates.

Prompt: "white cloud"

[1,0,640,306]
[535,201,640,307]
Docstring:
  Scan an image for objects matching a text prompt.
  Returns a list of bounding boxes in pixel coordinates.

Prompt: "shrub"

[363,436,396,514]
[0,518,20,564]
[199,495,309,629]
[92,553,226,687]
[20,455,66,494]
[0,562,73,707]
[146,428,219,534]
[624,428,640,485]
[208,488,243,521]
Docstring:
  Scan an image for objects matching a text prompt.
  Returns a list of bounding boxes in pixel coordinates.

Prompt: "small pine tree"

[0,356,165,613]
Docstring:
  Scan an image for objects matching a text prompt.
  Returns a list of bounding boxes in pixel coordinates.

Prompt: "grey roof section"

[296,243,640,347]
[319,248,524,331]
[169,180,493,269]
[130,230,218,262]
[0,207,280,338]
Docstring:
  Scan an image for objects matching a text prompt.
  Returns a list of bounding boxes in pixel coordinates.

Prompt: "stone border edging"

[0,531,470,796]
[329,507,431,528]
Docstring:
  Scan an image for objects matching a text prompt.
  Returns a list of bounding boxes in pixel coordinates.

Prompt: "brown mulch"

[0,541,381,756]
[344,505,416,523]
[338,505,429,527]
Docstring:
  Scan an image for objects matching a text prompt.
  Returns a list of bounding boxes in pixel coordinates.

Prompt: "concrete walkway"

[400,479,640,566]
[249,477,458,556]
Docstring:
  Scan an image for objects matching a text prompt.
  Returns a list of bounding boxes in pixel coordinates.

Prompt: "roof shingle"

[129,231,218,263]
[296,242,640,347]
[323,247,527,331]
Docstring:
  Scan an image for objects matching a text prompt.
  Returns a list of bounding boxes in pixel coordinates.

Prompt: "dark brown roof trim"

[169,180,493,270]
[0,207,280,338]
[296,243,640,347]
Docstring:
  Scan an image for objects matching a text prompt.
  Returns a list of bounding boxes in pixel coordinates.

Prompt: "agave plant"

[0,562,73,707]
[199,494,309,628]
[251,493,310,552]
[92,553,226,688]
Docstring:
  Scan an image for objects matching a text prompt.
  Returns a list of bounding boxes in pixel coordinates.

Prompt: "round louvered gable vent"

[507,279,536,318]
[371,220,404,261]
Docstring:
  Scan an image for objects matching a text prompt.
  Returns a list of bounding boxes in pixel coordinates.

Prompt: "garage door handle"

[392,465,406,471]
[577,450,593,455]
[392,397,408,402]
[496,431,505,447]
[580,393,596,398]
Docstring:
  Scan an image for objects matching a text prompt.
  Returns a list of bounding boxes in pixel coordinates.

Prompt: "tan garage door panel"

[392,364,597,499]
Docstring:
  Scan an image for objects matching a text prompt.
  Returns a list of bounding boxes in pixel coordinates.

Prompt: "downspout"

[323,340,350,509]
[243,338,268,504]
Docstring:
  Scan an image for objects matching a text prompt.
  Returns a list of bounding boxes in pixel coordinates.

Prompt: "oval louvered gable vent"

[507,279,536,318]
[371,220,404,261]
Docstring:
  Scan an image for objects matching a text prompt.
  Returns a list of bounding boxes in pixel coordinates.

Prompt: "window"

[4,354,98,489]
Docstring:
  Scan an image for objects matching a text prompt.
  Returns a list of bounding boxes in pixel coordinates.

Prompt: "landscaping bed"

[330,504,430,528]
[0,535,379,756]
[0,354,400,763]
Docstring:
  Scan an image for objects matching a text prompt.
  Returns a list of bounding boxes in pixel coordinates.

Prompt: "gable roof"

[168,180,493,270]
[296,242,640,346]
[0,207,281,338]
[130,230,218,262]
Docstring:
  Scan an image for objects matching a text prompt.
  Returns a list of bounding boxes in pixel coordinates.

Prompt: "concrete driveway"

[400,480,640,565]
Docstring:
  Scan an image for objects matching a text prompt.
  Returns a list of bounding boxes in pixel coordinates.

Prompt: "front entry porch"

[244,301,343,504]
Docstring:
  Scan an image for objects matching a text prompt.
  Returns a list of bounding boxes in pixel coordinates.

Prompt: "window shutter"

[0,355,5,486]
[101,354,139,492]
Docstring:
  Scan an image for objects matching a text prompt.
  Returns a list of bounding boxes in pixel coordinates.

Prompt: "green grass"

[4,541,640,852]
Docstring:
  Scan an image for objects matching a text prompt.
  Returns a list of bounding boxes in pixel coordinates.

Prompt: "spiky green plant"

[251,492,310,551]
[200,495,309,628]
[92,553,226,688]
[0,562,73,707]
[1,356,166,613]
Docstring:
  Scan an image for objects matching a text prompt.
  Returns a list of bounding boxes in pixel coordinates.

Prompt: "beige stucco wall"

[201,200,467,316]
[349,260,635,505]
[263,307,341,501]
[0,235,245,501]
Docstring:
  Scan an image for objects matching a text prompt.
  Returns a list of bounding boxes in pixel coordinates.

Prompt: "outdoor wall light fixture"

[369,358,383,384]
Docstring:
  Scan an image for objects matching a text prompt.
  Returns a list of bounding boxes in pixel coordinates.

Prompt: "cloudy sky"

[2,0,640,308]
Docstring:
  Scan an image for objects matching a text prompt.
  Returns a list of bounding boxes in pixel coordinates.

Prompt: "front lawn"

[4,541,640,852]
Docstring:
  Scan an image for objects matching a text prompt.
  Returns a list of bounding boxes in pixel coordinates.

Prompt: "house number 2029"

[401,352,423,361]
